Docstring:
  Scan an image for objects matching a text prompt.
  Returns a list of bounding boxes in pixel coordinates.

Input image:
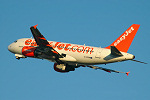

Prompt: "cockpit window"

[14,40,17,43]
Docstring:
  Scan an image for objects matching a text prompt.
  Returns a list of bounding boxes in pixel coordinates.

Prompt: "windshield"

[14,40,17,43]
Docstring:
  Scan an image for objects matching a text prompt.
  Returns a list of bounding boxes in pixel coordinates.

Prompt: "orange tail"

[106,24,140,52]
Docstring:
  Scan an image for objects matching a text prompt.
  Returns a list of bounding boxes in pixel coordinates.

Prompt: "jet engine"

[54,63,75,73]
[22,46,36,57]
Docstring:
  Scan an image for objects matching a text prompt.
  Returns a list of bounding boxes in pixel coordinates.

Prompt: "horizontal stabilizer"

[131,59,147,64]
[110,46,123,56]
[87,65,129,76]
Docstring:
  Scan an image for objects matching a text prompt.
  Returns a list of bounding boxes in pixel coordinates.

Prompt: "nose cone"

[8,44,11,52]
[8,44,13,53]
[8,43,22,54]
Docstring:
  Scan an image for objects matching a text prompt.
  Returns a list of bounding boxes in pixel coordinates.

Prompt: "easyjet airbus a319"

[8,24,147,75]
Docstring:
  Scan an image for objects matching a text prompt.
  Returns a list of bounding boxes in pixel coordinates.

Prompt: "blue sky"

[1,0,150,100]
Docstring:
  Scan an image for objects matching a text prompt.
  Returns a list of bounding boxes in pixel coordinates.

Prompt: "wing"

[30,25,64,62]
[87,65,130,76]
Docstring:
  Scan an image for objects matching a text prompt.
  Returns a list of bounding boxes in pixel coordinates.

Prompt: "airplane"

[8,24,147,76]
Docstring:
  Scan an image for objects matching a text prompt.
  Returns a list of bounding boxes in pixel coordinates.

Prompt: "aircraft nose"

[8,42,22,54]
[8,43,17,54]
[8,44,13,53]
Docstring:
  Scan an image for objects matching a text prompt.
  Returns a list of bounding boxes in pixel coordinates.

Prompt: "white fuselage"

[8,38,134,65]
[8,38,134,66]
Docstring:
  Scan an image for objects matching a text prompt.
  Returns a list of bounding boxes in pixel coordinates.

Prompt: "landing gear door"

[95,48,103,58]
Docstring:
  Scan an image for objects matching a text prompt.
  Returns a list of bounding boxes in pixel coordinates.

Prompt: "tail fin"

[106,24,140,52]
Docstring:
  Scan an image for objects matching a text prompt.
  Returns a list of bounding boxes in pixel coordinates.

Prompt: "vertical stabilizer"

[106,24,140,52]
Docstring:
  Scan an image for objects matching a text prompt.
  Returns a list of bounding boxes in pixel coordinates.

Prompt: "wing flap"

[30,25,50,47]
[30,25,63,59]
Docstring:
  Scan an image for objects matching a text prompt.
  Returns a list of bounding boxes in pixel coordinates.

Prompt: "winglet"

[33,24,38,29]
[126,71,130,76]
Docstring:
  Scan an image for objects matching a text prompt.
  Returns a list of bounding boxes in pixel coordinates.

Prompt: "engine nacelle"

[22,46,36,57]
[54,63,75,73]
